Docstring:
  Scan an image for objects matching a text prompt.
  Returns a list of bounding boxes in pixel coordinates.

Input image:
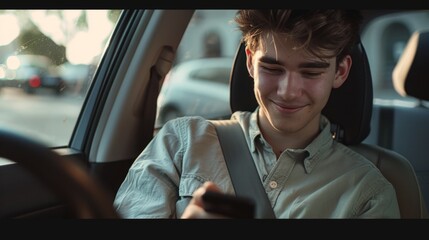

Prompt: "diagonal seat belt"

[211,119,276,219]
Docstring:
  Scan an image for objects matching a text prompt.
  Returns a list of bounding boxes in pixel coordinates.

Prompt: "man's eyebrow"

[259,56,282,65]
[259,56,330,69]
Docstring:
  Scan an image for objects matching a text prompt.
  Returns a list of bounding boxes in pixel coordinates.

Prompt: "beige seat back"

[350,144,427,218]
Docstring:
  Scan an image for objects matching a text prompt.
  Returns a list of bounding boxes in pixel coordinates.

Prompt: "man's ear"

[245,47,254,78]
[333,55,352,88]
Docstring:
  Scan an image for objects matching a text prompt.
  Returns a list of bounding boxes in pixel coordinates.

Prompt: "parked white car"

[155,57,233,128]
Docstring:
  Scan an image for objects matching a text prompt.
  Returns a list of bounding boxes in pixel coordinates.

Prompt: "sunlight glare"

[0,14,20,46]
[28,10,113,65]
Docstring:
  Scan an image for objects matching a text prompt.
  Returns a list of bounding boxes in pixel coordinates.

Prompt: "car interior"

[1,9,428,220]
[363,29,429,217]
[389,29,429,211]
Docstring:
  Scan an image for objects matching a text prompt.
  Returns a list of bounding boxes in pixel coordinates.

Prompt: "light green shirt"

[114,109,400,218]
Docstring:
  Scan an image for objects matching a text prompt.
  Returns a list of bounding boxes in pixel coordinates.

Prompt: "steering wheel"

[0,129,120,218]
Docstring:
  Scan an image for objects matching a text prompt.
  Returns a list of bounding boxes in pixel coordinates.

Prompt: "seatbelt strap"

[211,119,276,219]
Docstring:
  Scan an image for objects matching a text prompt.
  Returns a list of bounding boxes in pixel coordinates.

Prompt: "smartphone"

[201,191,255,218]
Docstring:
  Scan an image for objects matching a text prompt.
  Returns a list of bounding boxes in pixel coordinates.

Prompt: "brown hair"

[235,10,362,64]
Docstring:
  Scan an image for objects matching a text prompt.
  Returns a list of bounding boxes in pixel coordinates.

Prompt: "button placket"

[269,180,278,189]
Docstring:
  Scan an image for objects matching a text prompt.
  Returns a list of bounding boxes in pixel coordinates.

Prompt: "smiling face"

[246,32,351,146]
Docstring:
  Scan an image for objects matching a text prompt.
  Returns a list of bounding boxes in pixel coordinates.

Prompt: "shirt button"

[269,181,278,189]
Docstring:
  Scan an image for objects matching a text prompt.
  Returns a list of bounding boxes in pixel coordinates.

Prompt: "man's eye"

[261,66,283,74]
[302,72,322,78]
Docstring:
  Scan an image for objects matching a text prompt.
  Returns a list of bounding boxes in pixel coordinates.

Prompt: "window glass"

[0,10,122,148]
[190,66,231,84]
[155,10,239,128]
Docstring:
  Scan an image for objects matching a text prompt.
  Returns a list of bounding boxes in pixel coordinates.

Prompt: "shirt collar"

[248,108,261,153]
[247,109,334,173]
[303,115,334,173]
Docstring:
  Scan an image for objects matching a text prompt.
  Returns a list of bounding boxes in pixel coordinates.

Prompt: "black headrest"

[393,30,429,101]
[230,40,373,145]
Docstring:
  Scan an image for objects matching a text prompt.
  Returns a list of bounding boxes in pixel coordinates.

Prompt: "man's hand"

[181,181,228,219]
[181,181,255,219]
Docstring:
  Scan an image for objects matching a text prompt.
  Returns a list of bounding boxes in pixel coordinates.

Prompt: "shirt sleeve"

[356,179,401,218]
[113,116,229,218]
[113,118,186,218]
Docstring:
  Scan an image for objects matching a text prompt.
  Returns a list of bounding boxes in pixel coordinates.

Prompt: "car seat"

[393,30,429,102]
[229,40,428,218]
[391,30,429,217]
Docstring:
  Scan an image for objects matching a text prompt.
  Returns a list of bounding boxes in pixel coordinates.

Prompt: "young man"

[114,10,400,218]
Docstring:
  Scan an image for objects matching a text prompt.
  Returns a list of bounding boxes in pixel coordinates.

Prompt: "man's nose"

[278,72,302,100]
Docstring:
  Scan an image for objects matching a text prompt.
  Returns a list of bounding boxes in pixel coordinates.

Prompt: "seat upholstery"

[229,40,427,218]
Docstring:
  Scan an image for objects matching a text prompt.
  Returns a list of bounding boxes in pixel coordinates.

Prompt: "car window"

[190,66,231,85]
[155,10,239,129]
[0,10,122,149]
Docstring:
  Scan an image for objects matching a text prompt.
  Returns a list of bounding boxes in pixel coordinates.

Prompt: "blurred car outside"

[58,62,95,96]
[155,57,233,129]
[0,54,66,95]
